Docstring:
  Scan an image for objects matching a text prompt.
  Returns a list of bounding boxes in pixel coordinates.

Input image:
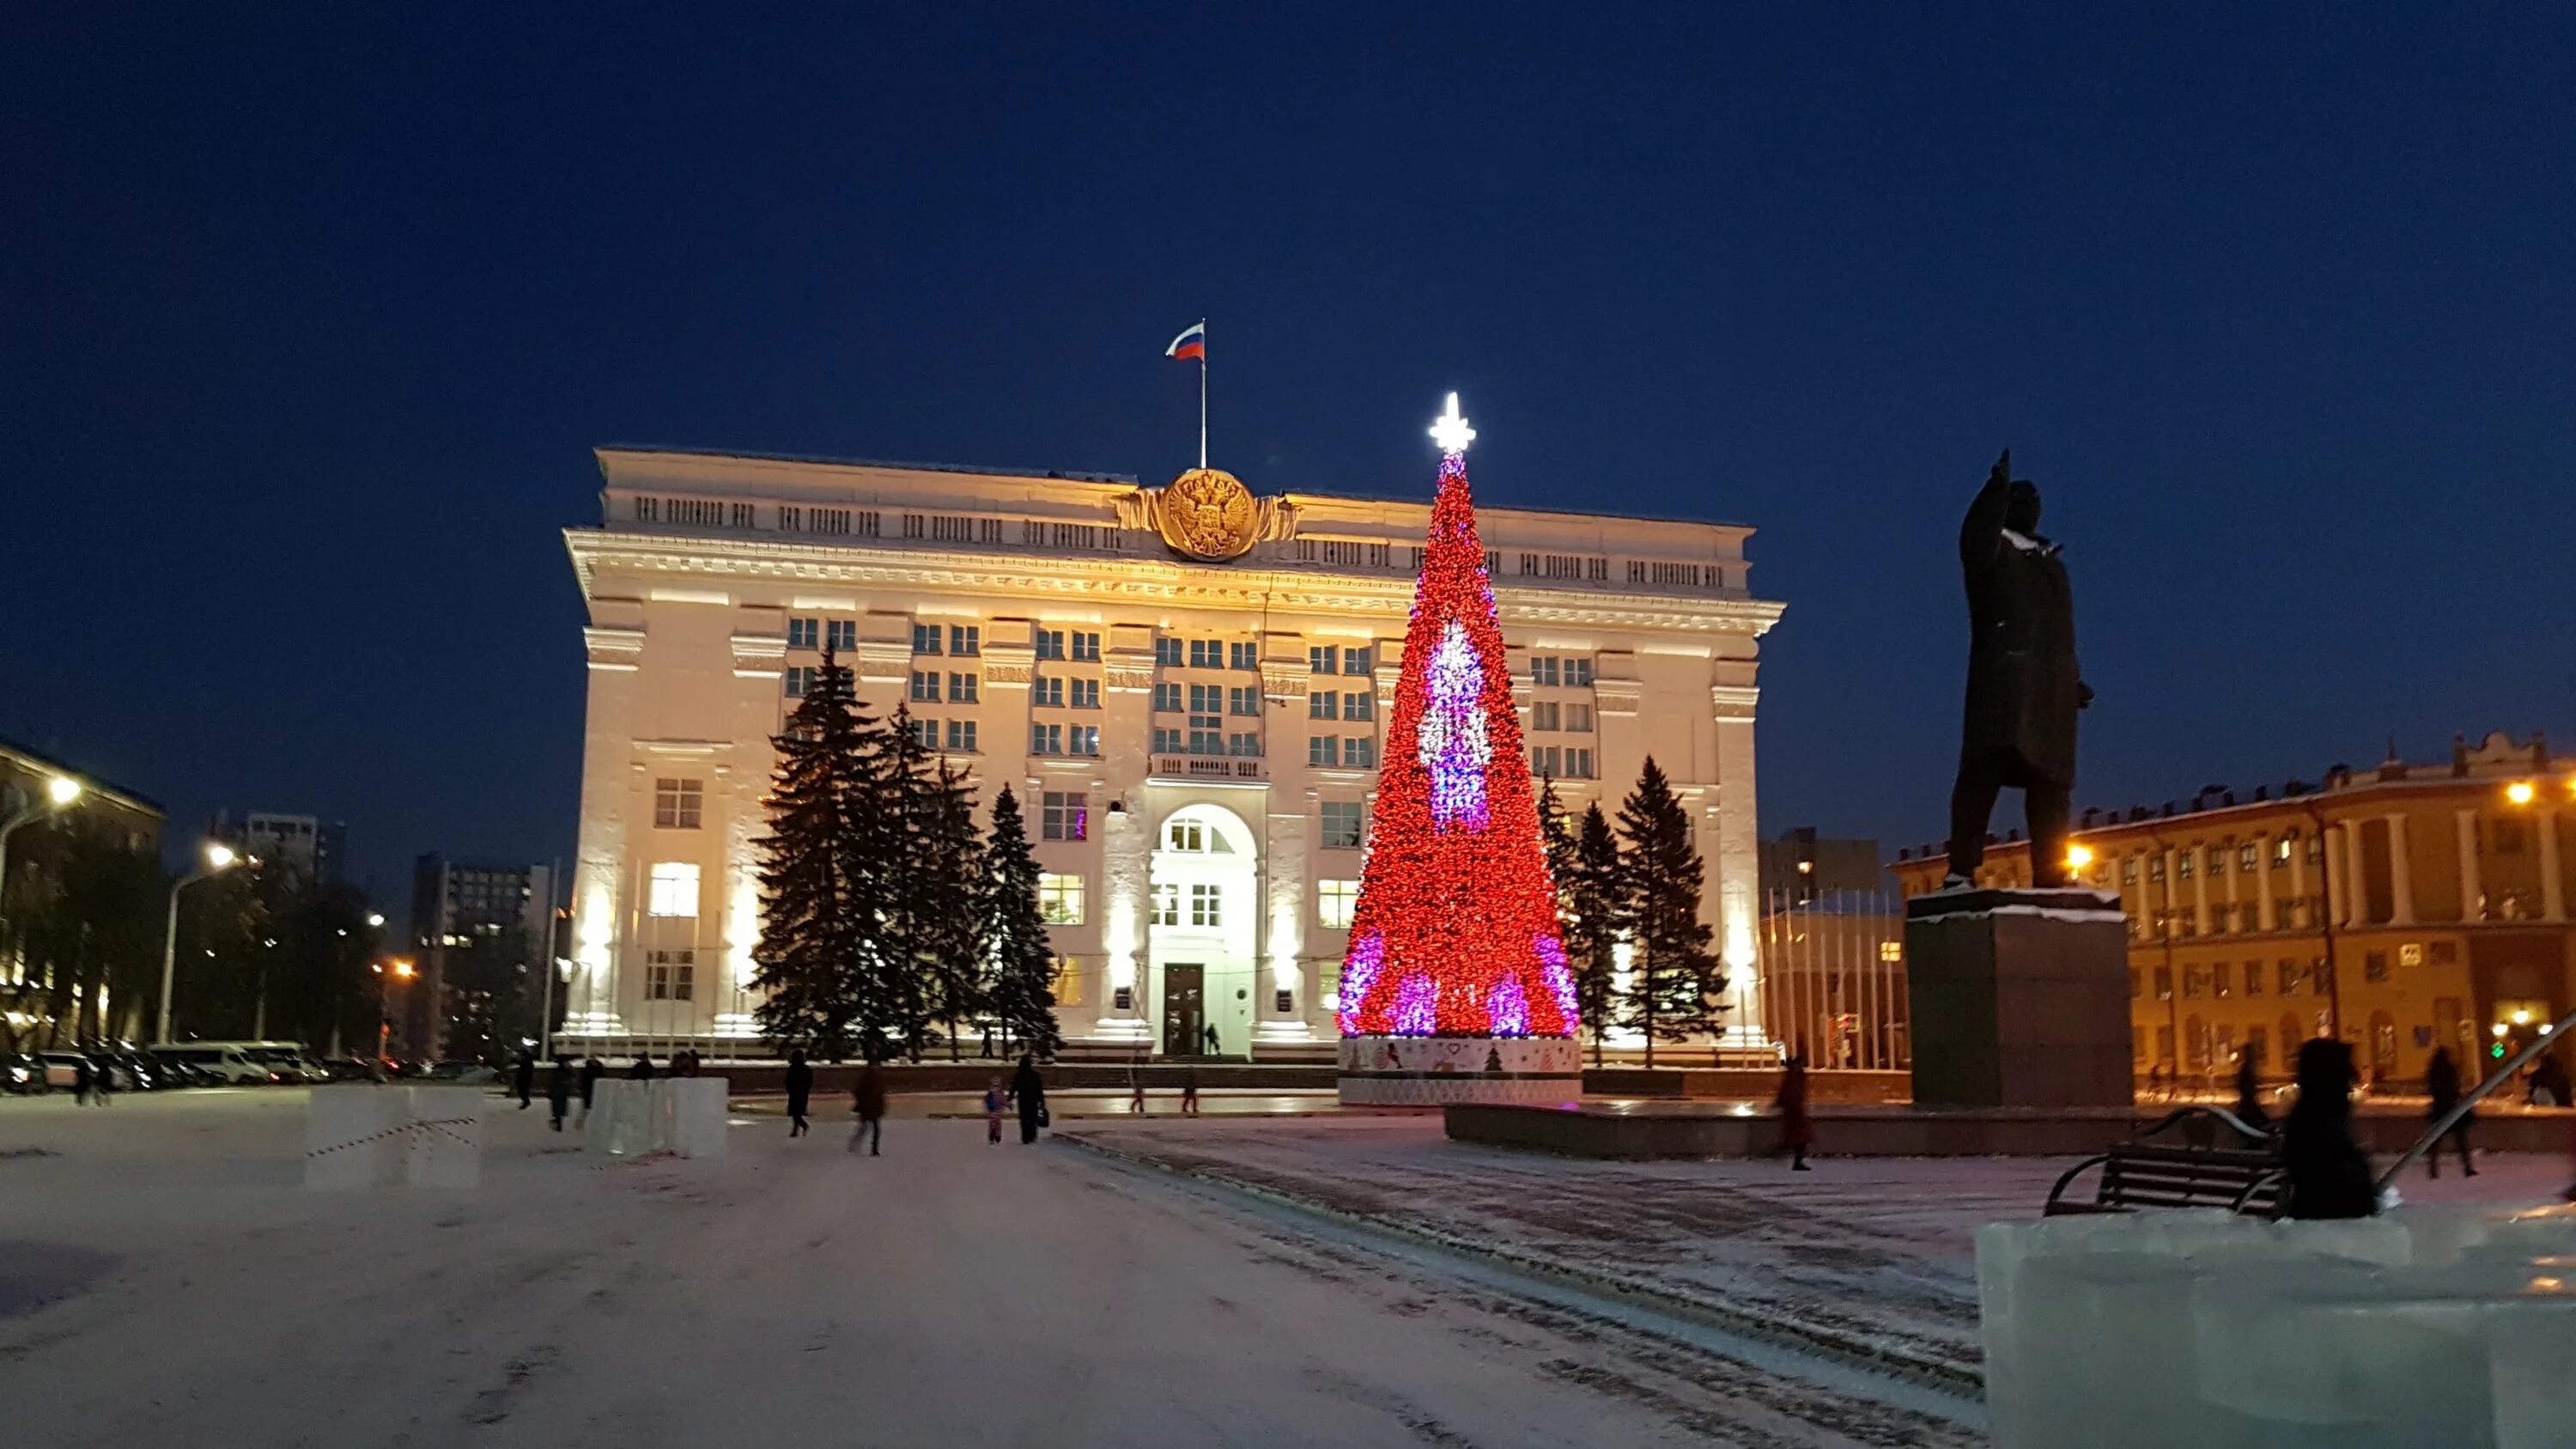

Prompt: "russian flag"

[1164,321,1206,362]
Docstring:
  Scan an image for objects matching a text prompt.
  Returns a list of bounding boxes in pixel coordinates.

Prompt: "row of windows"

[1530,746,1598,779]
[1309,735,1378,769]
[637,858,1370,938]
[1307,690,1376,721]
[1030,723,1103,758]
[1031,677,1102,709]
[1308,647,1375,675]
[1150,728,1264,757]
[1527,701,1594,732]
[1154,682,1262,715]
[910,624,982,656]
[1528,655,1595,688]
[787,618,861,652]
[1155,638,1264,670]
[631,498,1139,553]
[1034,630,1103,661]
[907,672,981,704]
[906,718,980,753]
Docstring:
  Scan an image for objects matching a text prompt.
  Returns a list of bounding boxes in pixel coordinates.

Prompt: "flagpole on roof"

[1197,317,1208,470]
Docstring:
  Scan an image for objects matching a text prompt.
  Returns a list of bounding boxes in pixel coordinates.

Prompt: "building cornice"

[562,529,1786,637]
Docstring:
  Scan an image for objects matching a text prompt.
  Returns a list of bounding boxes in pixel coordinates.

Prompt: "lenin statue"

[1946,450,2091,888]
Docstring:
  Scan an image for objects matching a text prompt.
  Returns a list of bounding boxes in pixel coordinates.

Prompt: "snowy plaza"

[3,1089,2570,1446]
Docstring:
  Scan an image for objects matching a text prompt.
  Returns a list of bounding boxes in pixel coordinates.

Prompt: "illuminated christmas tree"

[1337,395,1578,1052]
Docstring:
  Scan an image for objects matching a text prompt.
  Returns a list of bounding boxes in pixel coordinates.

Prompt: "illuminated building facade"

[559,445,1782,1056]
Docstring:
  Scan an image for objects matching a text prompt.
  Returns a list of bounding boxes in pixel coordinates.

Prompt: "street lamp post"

[0,775,83,933]
[155,842,240,1046]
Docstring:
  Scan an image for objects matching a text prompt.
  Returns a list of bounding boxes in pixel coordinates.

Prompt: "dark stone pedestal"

[1905,886,2135,1110]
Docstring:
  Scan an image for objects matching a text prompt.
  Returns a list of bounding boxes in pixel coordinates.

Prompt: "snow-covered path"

[1,1093,1975,1447]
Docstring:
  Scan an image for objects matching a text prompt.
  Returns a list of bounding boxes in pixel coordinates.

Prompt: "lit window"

[645,949,696,1001]
[1049,956,1084,1007]
[647,862,700,918]
[1043,792,1089,842]
[1037,873,1084,925]
[788,618,820,650]
[826,620,857,653]
[1190,882,1223,927]
[653,777,703,830]
[1071,726,1101,756]
[1321,801,1365,850]
[1318,879,1359,928]
[1166,820,1206,852]
[1151,883,1179,926]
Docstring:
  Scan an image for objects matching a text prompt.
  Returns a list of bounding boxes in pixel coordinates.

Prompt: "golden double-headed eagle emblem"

[1156,467,1258,560]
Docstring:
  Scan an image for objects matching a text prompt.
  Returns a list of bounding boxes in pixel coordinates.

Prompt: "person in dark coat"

[546,1056,573,1131]
[2233,1046,2271,1135]
[70,1054,92,1105]
[629,1053,654,1081]
[513,1051,536,1109]
[2424,1045,2477,1178]
[1943,451,2093,886]
[1009,1052,1046,1144]
[2282,1038,2376,1219]
[848,1059,886,1156]
[785,1049,814,1138]
[1774,1051,1814,1171]
[579,1056,605,1122]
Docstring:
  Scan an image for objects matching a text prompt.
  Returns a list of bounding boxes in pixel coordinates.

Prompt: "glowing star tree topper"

[1335,393,1577,1044]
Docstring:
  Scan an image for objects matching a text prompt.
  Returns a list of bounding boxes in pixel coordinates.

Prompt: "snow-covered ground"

[1,1091,1980,1447]
[1066,1117,2576,1383]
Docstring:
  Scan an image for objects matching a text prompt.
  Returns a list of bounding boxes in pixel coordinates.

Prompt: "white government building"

[559,444,1783,1057]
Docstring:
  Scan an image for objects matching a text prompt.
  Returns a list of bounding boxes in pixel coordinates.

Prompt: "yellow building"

[1890,732,2576,1087]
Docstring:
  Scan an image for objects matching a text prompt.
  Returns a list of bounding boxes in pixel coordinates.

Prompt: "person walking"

[1181,1062,1200,1117]
[91,1056,112,1105]
[1128,1046,1147,1114]
[785,1049,813,1139]
[546,1056,573,1131]
[2283,1038,2376,1218]
[2425,1045,2477,1179]
[70,1054,91,1106]
[2233,1046,2271,1135]
[1202,1022,1220,1056]
[513,1050,536,1110]
[1774,1050,1814,1171]
[629,1052,654,1081]
[849,1058,886,1156]
[579,1056,605,1123]
[983,1076,1006,1145]
[1011,1052,1047,1144]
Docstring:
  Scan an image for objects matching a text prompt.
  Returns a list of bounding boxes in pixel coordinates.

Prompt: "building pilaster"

[2456,808,2483,922]
[2385,812,2415,926]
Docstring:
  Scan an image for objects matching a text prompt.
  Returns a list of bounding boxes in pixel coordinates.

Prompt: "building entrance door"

[1163,965,1205,1058]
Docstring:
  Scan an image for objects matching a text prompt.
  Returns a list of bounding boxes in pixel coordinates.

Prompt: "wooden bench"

[2044,1108,2284,1218]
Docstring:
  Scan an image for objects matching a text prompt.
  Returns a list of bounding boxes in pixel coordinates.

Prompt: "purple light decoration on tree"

[1488,975,1530,1037]
[1337,933,1385,1036]
[1392,972,1438,1034]
[1535,935,1578,1022]
[1417,618,1492,831]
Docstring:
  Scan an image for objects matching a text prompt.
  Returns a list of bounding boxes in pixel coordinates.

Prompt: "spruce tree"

[750,648,876,1059]
[1568,801,1630,1065]
[1537,776,1580,927]
[1614,756,1719,1068]
[921,758,987,1059]
[866,699,942,1062]
[978,785,1062,1058]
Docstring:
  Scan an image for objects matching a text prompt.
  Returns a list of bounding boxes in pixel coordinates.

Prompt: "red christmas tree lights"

[1338,395,1577,1039]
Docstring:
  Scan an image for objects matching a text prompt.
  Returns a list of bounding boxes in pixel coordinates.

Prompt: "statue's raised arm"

[1959,449,2014,570]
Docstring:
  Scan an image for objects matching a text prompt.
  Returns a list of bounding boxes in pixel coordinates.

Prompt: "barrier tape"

[303,1117,480,1158]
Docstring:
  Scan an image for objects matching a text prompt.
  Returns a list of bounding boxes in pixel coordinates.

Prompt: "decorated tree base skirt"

[1337,1033,1582,1105]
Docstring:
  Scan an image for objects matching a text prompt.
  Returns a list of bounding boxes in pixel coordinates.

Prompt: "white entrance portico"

[1145,802,1261,1056]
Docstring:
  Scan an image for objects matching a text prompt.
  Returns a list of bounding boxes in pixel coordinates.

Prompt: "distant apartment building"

[210,811,349,886]
[1758,826,1883,904]
[402,855,557,1062]
[1890,731,2576,1087]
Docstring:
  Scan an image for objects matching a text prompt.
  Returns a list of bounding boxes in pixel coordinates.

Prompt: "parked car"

[96,1053,158,1091]
[3,1051,48,1094]
[425,1061,500,1086]
[36,1052,88,1090]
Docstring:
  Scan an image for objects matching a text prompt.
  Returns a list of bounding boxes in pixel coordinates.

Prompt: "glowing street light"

[46,776,82,807]
[0,774,85,938]
[155,840,243,1045]
[2066,843,2096,873]
[367,913,386,928]
[2507,781,2537,806]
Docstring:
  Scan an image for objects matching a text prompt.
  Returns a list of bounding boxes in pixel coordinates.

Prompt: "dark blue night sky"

[4,6,2571,897]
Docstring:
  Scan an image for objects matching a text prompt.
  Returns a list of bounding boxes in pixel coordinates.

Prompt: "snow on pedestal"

[1335,396,1580,1106]
[1978,1205,2576,1449]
